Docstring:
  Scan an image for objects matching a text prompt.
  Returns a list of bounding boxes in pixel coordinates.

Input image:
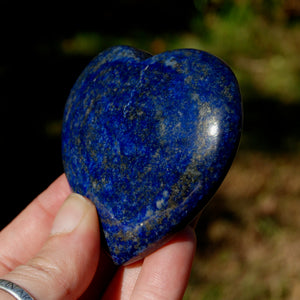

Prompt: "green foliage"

[187,1,300,104]
[58,0,300,107]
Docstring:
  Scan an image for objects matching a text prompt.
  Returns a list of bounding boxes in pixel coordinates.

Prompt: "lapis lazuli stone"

[62,45,242,265]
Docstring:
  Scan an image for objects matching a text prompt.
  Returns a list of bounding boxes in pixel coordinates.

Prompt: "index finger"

[0,174,71,276]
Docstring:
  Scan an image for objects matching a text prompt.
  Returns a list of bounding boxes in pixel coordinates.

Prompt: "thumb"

[0,193,100,300]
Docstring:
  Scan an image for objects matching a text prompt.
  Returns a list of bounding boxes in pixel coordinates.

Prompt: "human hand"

[0,174,196,300]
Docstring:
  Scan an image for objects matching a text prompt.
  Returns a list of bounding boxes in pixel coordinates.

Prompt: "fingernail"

[51,193,93,235]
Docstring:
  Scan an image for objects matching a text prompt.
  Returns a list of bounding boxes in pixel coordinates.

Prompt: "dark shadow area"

[242,99,300,153]
[0,1,195,228]
[1,53,90,228]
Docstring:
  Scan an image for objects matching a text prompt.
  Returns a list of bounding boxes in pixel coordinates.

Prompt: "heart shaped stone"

[62,46,242,265]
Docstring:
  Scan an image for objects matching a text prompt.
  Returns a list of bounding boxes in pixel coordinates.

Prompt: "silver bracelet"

[0,279,35,300]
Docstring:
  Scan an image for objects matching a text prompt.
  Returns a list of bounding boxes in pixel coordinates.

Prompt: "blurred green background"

[1,0,300,299]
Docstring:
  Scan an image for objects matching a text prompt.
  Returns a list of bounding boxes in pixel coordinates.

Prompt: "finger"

[103,227,196,300]
[101,260,142,300]
[130,226,196,300]
[0,193,100,300]
[79,250,118,299]
[0,174,71,275]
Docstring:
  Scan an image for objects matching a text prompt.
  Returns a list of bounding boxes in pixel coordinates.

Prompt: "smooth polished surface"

[62,46,242,265]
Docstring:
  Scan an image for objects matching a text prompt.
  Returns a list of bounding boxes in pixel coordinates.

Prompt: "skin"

[0,174,196,300]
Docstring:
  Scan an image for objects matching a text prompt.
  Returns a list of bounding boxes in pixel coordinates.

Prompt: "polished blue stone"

[62,46,242,265]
